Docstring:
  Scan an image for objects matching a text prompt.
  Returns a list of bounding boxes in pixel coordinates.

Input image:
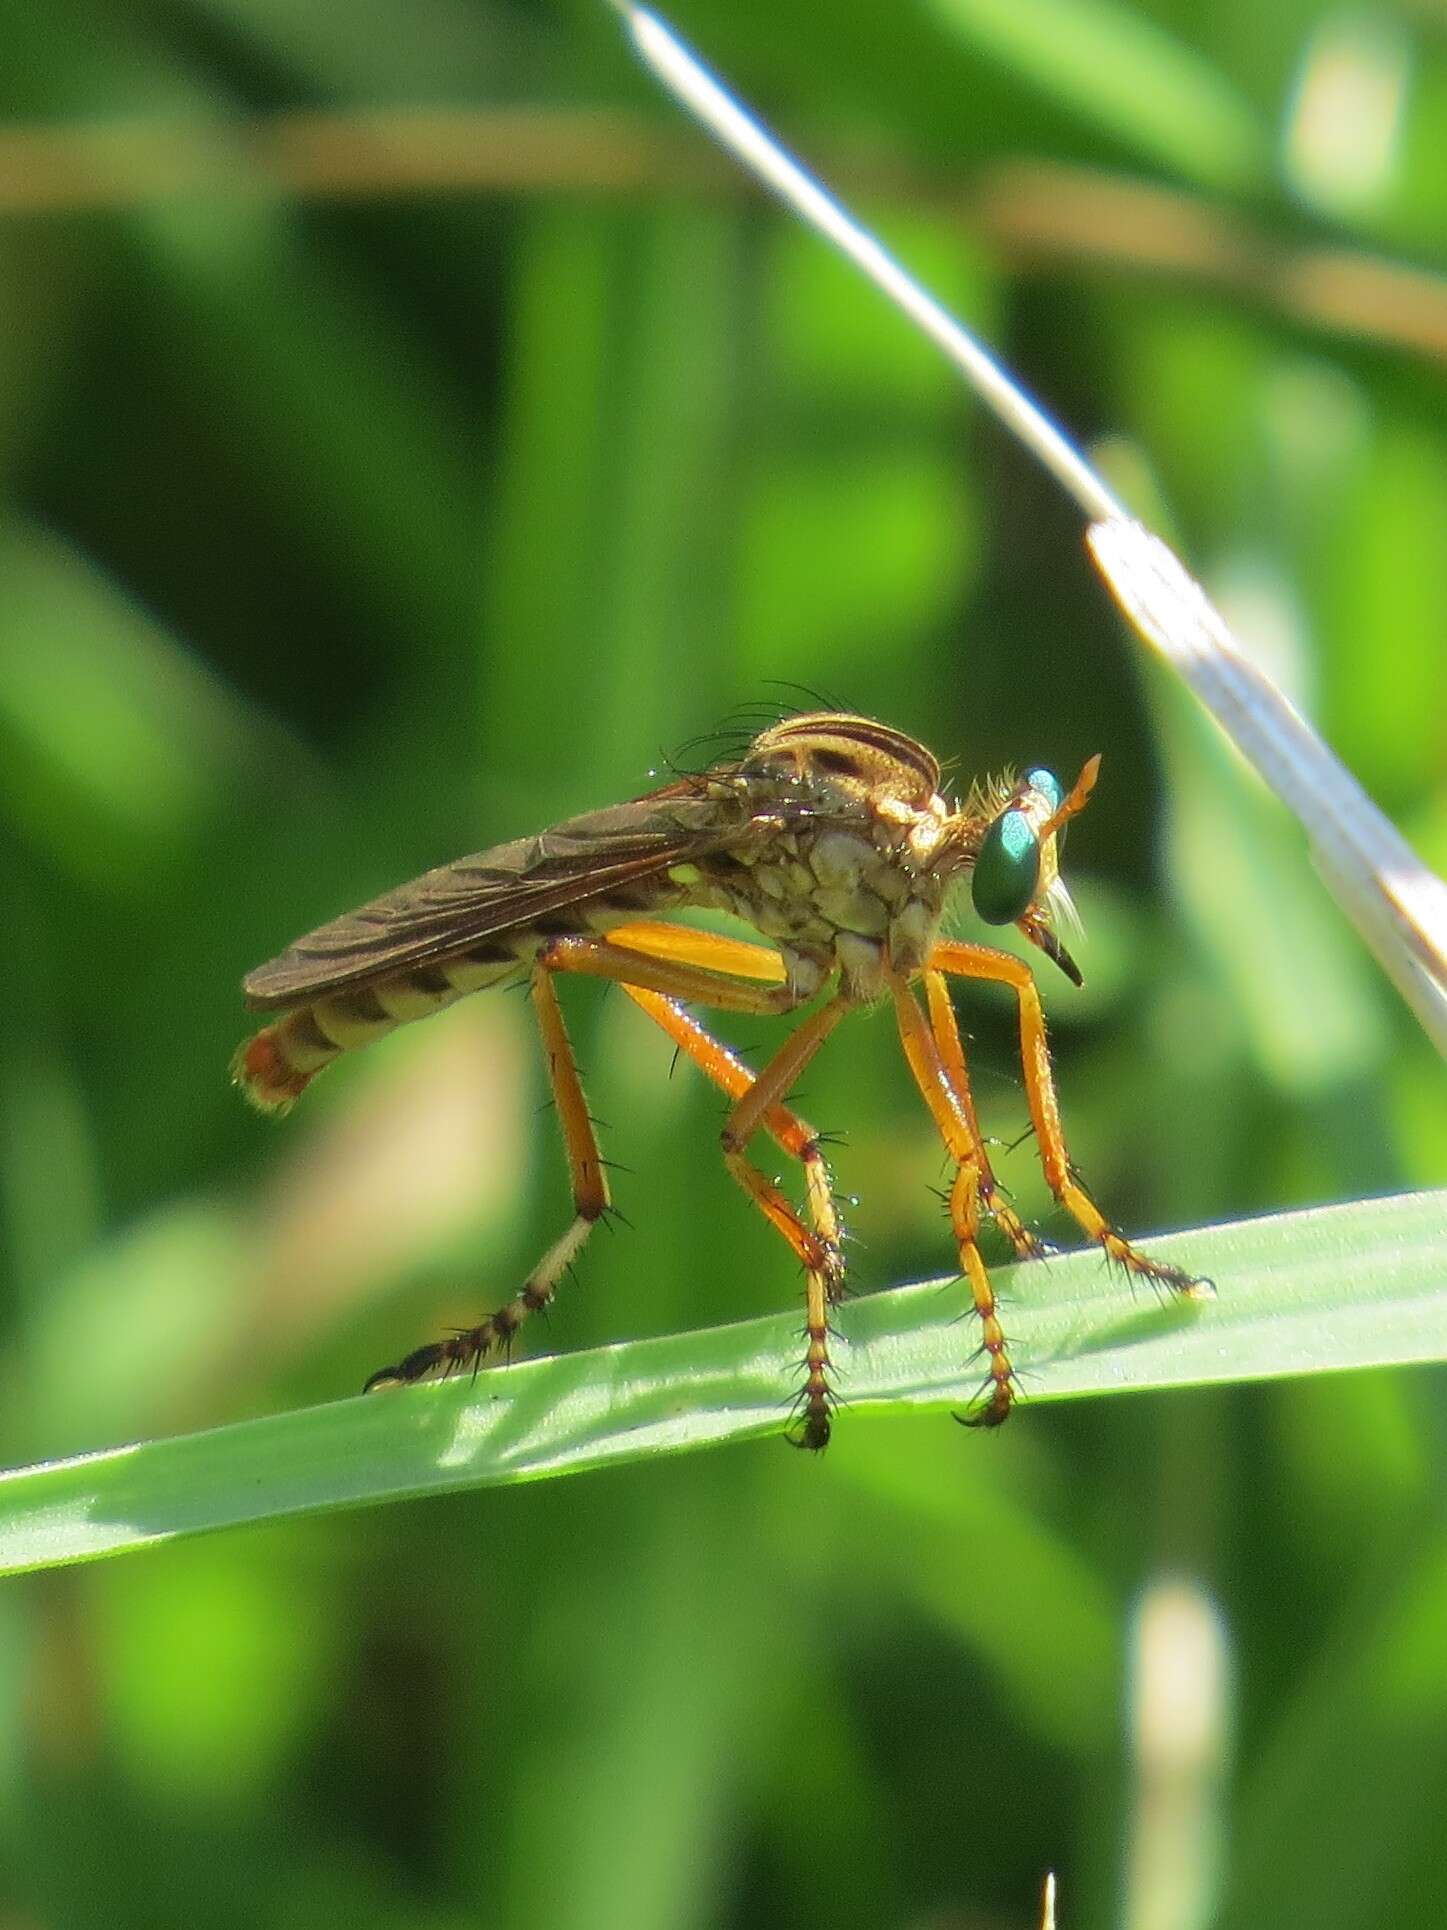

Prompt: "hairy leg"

[929,940,1206,1297]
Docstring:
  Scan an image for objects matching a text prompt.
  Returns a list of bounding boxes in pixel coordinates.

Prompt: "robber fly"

[235,712,1206,1447]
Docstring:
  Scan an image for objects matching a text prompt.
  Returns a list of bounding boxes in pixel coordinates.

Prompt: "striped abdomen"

[232,943,525,1112]
[231,774,759,1113]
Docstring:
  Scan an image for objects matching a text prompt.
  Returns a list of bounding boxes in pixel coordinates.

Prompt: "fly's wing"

[241,785,750,1010]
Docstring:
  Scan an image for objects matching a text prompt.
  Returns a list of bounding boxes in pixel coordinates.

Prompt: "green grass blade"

[924,0,1266,190]
[2,1190,1443,1576]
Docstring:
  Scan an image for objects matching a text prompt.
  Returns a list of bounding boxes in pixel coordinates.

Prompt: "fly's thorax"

[737,713,942,812]
[677,712,972,996]
[696,807,952,1000]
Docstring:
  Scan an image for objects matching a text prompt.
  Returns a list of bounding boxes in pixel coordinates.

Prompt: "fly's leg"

[367,932,813,1401]
[607,919,788,985]
[555,935,849,1446]
[722,996,853,1449]
[890,975,1018,1425]
[536,935,801,1014]
[623,986,848,1451]
[607,921,852,1449]
[364,963,607,1388]
[922,969,1043,1263]
[928,941,1209,1299]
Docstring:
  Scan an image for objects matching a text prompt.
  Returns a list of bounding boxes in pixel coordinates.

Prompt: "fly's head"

[959,755,1102,986]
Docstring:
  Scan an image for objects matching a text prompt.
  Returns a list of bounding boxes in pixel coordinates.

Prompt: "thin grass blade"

[0,1189,1442,1576]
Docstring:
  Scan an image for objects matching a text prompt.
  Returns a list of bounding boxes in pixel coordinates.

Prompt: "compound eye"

[1022,764,1068,857]
[972,807,1041,926]
[1023,766,1064,815]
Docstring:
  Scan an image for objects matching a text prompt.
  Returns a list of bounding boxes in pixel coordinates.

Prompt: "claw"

[363,1339,450,1392]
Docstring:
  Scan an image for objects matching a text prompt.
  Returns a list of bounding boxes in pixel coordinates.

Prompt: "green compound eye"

[972,806,1041,925]
[1023,767,1063,814]
[1023,764,1068,857]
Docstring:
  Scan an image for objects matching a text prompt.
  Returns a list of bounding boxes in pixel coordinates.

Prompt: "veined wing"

[242,785,748,1010]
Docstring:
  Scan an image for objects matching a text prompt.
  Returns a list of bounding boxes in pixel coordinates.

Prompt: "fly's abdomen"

[232,947,521,1112]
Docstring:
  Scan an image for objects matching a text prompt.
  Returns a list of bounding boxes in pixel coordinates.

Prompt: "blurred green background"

[1,0,1445,1924]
